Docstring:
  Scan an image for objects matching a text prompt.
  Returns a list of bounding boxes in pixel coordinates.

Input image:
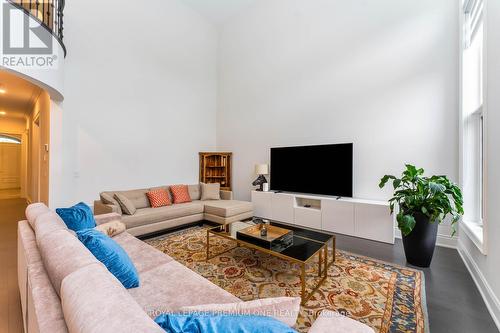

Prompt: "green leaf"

[404,164,418,178]
[397,213,416,236]
[429,182,446,194]
[379,175,396,188]
[381,164,464,237]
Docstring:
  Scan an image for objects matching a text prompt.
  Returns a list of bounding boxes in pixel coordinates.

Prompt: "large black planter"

[402,212,438,267]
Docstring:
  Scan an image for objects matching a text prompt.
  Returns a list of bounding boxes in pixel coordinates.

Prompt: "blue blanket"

[155,313,297,333]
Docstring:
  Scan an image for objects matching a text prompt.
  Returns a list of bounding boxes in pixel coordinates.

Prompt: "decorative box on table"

[236,224,293,252]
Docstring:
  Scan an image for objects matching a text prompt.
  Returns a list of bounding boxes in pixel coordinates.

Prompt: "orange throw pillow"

[147,189,171,208]
[170,185,192,204]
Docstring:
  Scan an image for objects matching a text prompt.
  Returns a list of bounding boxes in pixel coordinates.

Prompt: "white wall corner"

[458,240,500,331]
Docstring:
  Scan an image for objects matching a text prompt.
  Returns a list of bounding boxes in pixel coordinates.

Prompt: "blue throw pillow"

[154,314,297,333]
[56,202,96,232]
[77,229,139,289]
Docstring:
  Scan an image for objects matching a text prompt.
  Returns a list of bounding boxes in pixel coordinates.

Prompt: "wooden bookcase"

[199,152,232,191]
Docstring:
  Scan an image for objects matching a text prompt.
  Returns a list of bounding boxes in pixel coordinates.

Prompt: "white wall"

[216,0,459,240]
[458,0,500,329]
[50,0,218,208]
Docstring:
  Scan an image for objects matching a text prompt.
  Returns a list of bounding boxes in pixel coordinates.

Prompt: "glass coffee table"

[206,218,335,305]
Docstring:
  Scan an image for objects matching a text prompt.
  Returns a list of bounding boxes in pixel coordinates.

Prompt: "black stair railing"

[6,0,66,57]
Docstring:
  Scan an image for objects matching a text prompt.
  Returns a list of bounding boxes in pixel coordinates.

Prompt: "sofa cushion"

[115,193,137,215]
[18,220,42,266]
[154,313,296,333]
[149,186,173,202]
[180,297,301,327]
[113,232,173,274]
[188,184,201,200]
[170,185,192,204]
[25,203,51,229]
[200,182,221,201]
[119,189,151,209]
[56,202,96,232]
[121,202,204,229]
[204,200,253,218]
[38,229,99,295]
[103,189,150,210]
[32,211,68,242]
[128,260,240,317]
[95,220,126,237]
[60,263,164,333]
[28,260,69,333]
[100,192,123,214]
[77,229,139,289]
[147,189,171,208]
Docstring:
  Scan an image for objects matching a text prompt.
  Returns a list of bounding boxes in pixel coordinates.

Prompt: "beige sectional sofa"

[93,184,253,236]
[18,203,373,333]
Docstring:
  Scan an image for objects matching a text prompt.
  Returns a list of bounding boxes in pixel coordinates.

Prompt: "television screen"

[270,143,353,197]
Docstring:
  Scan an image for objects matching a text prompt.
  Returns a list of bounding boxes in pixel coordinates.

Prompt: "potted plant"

[379,165,463,267]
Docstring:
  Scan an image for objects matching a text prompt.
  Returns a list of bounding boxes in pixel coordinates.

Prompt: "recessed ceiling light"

[0,111,6,116]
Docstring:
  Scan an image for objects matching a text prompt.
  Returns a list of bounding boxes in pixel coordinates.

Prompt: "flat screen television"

[270,143,353,197]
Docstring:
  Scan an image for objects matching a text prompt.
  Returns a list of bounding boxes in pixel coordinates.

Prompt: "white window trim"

[459,0,488,255]
[462,219,486,254]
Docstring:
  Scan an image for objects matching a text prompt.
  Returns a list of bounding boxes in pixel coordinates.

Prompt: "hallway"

[0,198,25,333]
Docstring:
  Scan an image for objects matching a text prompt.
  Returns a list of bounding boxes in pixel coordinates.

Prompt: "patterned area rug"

[145,226,428,333]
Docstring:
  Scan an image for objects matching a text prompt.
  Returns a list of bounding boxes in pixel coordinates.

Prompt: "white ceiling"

[0,70,41,119]
[181,0,257,26]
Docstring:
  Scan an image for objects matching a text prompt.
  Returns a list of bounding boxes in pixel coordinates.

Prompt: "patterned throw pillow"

[147,189,171,208]
[170,185,192,204]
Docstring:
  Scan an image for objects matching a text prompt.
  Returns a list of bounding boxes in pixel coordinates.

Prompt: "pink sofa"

[18,203,373,333]
[18,203,239,333]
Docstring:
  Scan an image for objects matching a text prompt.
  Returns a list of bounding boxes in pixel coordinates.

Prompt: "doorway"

[0,134,22,199]
[0,70,50,205]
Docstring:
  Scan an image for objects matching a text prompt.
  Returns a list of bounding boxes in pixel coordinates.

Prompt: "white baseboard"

[394,229,458,249]
[458,240,500,331]
[434,234,458,249]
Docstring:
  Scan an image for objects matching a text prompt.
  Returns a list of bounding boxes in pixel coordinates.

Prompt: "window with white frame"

[462,0,484,232]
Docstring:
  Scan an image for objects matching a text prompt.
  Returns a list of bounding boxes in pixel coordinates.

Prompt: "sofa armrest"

[94,212,122,226]
[308,310,374,333]
[220,190,233,200]
[93,200,121,215]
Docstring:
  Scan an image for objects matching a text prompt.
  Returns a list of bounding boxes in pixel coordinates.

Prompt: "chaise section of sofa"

[93,184,253,236]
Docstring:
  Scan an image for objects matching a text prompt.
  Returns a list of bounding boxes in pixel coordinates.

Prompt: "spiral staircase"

[1,0,66,100]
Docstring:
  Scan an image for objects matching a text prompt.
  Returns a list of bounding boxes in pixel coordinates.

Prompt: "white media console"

[251,191,395,244]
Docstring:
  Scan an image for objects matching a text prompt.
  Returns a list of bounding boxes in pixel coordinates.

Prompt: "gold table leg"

[301,263,306,305]
[324,244,328,276]
[206,229,210,261]
[301,244,330,305]
[318,247,323,276]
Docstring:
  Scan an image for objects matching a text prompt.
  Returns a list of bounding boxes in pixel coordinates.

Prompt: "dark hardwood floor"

[335,233,498,333]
